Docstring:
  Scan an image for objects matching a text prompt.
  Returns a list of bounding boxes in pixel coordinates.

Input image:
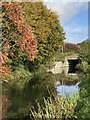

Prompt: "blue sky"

[44,1,88,43]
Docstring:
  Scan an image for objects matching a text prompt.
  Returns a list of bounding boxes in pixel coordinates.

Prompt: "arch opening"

[68,59,80,73]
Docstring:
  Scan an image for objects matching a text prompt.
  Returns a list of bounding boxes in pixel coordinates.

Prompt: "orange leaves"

[1,2,38,78]
[0,66,11,78]
[20,25,38,61]
[2,2,38,61]
[0,52,11,78]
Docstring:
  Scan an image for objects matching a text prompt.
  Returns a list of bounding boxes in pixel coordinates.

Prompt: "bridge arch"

[66,55,81,73]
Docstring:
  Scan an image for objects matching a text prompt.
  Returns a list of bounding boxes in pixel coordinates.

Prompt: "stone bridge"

[47,54,81,76]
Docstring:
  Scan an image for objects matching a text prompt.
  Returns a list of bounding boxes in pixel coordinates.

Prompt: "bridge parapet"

[66,55,79,60]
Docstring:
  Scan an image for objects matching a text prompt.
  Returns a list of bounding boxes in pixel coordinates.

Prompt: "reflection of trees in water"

[6,71,56,118]
[55,72,80,86]
[55,72,79,85]
[59,79,79,86]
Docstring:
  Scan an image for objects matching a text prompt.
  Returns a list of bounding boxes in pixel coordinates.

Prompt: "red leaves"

[20,24,38,60]
[0,66,11,78]
[1,2,38,78]
[65,43,80,51]
[2,2,38,61]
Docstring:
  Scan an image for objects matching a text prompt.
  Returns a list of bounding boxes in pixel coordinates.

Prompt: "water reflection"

[47,61,80,96]
[6,70,56,118]
[56,84,79,97]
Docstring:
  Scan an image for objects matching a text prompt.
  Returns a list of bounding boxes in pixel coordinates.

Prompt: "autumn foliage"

[2,2,38,60]
[65,43,80,52]
[0,52,11,78]
[1,2,38,78]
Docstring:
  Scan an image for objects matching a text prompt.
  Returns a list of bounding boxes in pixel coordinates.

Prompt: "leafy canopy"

[22,2,65,64]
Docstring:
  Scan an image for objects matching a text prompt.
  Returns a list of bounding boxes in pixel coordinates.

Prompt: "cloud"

[44,0,88,43]
[44,1,88,23]
[65,26,88,43]
[44,0,89,2]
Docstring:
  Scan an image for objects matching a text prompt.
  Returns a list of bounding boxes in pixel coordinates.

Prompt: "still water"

[56,82,79,97]
[48,61,80,96]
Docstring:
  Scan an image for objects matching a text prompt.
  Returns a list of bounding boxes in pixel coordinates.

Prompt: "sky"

[44,0,88,44]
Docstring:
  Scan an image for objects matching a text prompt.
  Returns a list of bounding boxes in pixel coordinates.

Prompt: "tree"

[65,43,80,53]
[22,2,65,64]
[78,39,89,62]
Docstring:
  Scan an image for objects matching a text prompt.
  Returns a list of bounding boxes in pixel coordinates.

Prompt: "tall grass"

[30,94,79,119]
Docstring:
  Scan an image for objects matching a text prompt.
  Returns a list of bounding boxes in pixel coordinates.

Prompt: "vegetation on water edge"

[74,39,90,119]
[30,94,79,119]
[75,65,90,120]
